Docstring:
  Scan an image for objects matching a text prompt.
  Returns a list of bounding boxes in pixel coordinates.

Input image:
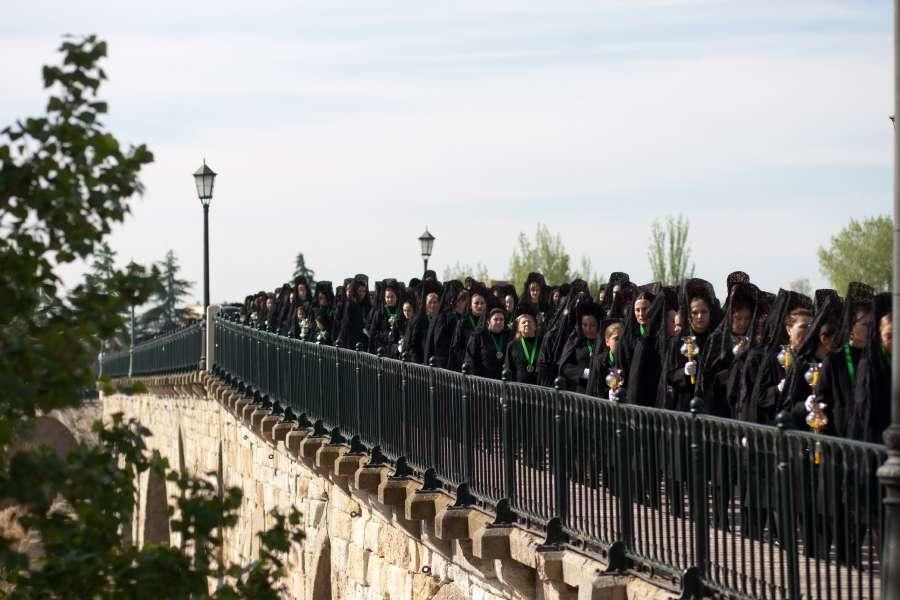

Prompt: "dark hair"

[785,308,812,327]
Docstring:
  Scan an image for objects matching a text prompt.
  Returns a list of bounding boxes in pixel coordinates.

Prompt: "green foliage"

[0,414,303,598]
[817,215,892,292]
[292,253,315,286]
[442,261,490,283]
[508,223,572,289]
[0,34,155,427]
[141,249,195,336]
[647,214,695,285]
[0,35,303,597]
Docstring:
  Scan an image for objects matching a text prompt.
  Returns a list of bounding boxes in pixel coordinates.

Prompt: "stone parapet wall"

[101,373,672,600]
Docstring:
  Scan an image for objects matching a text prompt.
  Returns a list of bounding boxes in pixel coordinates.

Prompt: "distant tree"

[508,223,572,289]
[85,243,133,348]
[141,250,194,336]
[787,277,813,298]
[818,215,891,292]
[292,253,316,285]
[572,256,604,296]
[442,261,490,284]
[648,215,695,285]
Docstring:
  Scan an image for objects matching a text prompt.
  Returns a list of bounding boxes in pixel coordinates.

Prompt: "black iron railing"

[107,315,888,599]
[99,321,205,379]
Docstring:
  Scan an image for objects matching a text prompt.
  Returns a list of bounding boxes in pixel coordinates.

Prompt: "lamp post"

[418,228,435,277]
[193,160,217,310]
[879,5,900,595]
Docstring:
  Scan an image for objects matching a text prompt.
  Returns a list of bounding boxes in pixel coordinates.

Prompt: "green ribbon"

[844,343,857,385]
[490,332,505,355]
[639,324,646,336]
[468,315,477,329]
[586,341,594,356]
[520,337,537,368]
[608,350,615,366]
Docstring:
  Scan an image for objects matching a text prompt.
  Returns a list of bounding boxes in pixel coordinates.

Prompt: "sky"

[2,0,892,303]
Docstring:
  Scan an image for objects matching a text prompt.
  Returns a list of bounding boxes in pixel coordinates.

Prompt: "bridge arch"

[142,467,170,546]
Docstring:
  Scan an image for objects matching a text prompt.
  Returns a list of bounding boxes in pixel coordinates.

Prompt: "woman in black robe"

[850,292,892,443]
[448,286,488,371]
[466,307,510,380]
[537,280,592,387]
[337,277,372,349]
[585,318,625,399]
[505,304,542,385]
[657,278,723,412]
[558,301,604,394]
[367,280,402,353]
[403,282,441,364]
[697,282,759,418]
[520,272,549,327]
[424,280,465,368]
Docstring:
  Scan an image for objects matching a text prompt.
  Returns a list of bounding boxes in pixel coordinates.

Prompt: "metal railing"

[99,321,205,378]
[111,314,889,599]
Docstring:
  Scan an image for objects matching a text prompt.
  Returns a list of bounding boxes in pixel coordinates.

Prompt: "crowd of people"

[238,269,891,446]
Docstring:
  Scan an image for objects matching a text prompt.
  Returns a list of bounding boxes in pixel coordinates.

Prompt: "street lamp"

[418,228,435,276]
[193,160,216,310]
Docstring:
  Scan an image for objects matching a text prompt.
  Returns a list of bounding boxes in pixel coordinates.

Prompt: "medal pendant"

[526,365,535,373]
[496,351,504,360]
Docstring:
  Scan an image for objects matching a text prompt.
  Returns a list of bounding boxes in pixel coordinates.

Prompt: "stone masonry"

[100,372,673,600]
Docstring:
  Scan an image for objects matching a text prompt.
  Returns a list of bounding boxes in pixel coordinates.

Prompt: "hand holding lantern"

[803,361,827,464]
[606,367,623,400]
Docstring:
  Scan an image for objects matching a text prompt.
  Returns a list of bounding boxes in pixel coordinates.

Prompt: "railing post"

[552,377,569,526]
[461,362,473,485]
[688,396,708,596]
[612,393,634,553]
[428,357,438,473]
[401,355,410,459]
[355,343,364,436]
[501,369,516,510]
[775,411,801,600]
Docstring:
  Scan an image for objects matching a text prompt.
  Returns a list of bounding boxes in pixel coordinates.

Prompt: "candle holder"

[680,335,698,384]
[732,335,750,357]
[803,361,826,464]
[606,367,623,400]
[776,344,793,371]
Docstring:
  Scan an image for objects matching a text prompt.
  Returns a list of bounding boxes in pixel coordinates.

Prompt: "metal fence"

[99,321,205,378]
[112,315,889,599]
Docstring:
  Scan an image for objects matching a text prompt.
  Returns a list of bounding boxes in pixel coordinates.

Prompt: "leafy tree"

[0,35,301,596]
[508,223,572,289]
[442,261,490,283]
[787,277,813,298]
[292,253,316,285]
[141,249,195,336]
[818,215,892,292]
[647,214,695,285]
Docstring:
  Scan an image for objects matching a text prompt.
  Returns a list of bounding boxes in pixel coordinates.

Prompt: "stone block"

[561,551,593,588]
[285,429,312,456]
[575,570,628,600]
[299,436,328,460]
[495,557,536,598]
[472,526,512,560]
[509,528,541,568]
[433,507,471,541]
[334,453,367,478]
[405,490,452,522]
[541,580,579,600]
[354,464,388,492]
[377,477,416,507]
[271,422,293,444]
[233,398,250,415]
[241,402,257,423]
[536,549,565,582]
[451,539,496,579]
[314,443,348,471]
[250,408,270,433]
[346,544,370,585]
[260,415,280,443]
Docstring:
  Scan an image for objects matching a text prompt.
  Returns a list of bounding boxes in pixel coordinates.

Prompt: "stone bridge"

[87,372,665,600]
